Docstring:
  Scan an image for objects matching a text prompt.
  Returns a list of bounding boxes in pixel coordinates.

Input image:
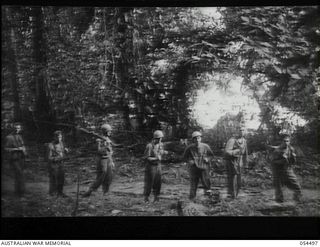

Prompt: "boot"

[204,189,212,196]
[57,192,68,198]
[82,189,93,198]
[144,196,149,203]
[275,195,284,203]
[153,195,159,202]
[293,193,302,203]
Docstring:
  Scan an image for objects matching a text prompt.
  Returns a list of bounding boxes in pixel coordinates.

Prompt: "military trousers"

[271,163,302,201]
[188,164,211,200]
[226,159,241,198]
[90,157,113,194]
[144,163,162,198]
[48,162,65,195]
[10,153,26,196]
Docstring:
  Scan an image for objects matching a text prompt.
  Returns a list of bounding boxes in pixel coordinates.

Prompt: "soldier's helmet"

[54,130,63,136]
[191,131,202,139]
[282,133,291,139]
[153,130,164,139]
[13,122,22,127]
[101,123,112,131]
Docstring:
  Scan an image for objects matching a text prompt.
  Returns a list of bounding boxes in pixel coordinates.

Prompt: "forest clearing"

[1,6,319,219]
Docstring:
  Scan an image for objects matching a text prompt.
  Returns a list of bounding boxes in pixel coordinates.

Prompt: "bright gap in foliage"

[192,76,261,130]
[191,74,308,132]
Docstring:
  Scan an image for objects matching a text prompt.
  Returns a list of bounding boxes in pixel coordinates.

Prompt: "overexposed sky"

[192,76,261,129]
[192,75,308,131]
[197,7,222,19]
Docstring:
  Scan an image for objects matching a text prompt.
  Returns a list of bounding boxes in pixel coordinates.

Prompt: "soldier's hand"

[232,149,240,156]
[21,147,27,155]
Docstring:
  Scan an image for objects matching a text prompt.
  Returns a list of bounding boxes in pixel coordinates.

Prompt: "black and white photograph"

[1,5,319,220]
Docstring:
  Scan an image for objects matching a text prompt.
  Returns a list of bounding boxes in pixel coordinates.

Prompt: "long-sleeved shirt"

[5,134,25,149]
[96,137,113,158]
[182,143,214,169]
[272,144,296,165]
[144,142,166,166]
[5,133,26,159]
[224,137,248,168]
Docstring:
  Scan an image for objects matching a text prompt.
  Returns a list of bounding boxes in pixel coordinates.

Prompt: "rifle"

[266,144,296,165]
[77,127,125,150]
[76,127,109,141]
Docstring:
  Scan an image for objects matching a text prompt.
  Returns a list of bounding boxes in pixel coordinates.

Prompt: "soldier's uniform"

[143,140,166,202]
[224,136,248,198]
[183,142,214,200]
[271,144,302,202]
[88,137,114,194]
[5,131,27,196]
[47,138,67,196]
[82,123,116,198]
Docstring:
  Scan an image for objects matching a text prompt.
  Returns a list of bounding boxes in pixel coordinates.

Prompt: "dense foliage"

[2,6,319,144]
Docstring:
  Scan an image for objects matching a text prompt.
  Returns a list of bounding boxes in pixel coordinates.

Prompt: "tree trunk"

[30,6,53,141]
[4,7,21,122]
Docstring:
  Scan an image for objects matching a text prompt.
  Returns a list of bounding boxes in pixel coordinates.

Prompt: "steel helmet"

[101,123,112,131]
[192,131,202,139]
[54,130,63,136]
[153,130,164,139]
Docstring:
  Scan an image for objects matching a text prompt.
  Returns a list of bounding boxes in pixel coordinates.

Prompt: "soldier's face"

[154,138,161,144]
[284,138,290,146]
[55,134,63,142]
[239,128,245,137]
[194,136,201,144]
[14,125,22,134]
[106,130,111,136]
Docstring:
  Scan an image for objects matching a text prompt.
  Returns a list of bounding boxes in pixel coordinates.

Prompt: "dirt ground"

[1,149,320,217]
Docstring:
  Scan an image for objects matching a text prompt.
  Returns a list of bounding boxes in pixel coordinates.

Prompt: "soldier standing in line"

[224,125,248,199]
[269,134,302,203]
[182,131,214,201]
[143,130,168,203]
[47,130,70,197]
[82,123,120,197]
[5,122,28,197]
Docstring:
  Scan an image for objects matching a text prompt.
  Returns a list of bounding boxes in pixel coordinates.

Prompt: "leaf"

[259,42,273,48]
[290,74,301,80]
[135,88,144,94]
[201,40,221,48]
[273,65,283,74]
[241,16,250,22]
[252,17,262,23]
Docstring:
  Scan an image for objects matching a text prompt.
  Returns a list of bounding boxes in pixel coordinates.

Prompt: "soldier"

[82,123,120,197]
[4,122,28,197]
[182,131,214,201]
[143,130,168,203]
[224,125,248,199]
[47,130,70,197]
[270,134,302,203]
